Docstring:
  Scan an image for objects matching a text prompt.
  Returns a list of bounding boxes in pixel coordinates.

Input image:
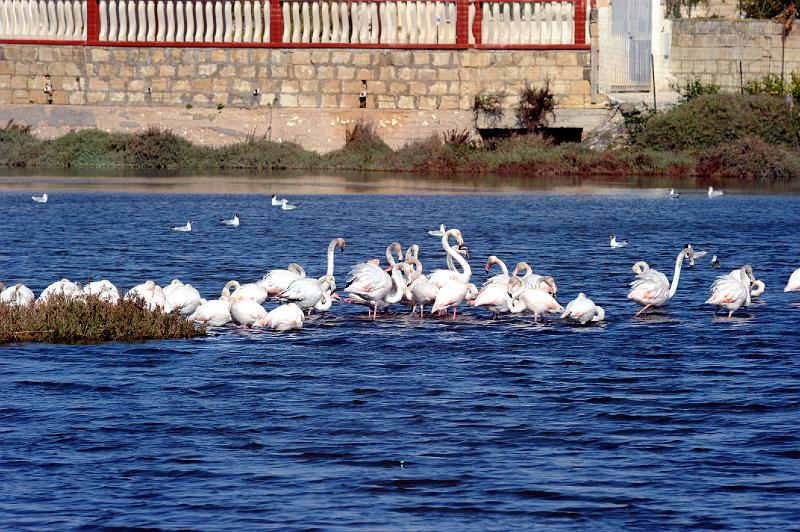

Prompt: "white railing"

[97,0,270,42]
[477,2,573,45]
[282,1,456,45]
[0,0,86,39]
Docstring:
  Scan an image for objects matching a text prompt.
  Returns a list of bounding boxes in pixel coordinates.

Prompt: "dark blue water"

[1,190,800,530]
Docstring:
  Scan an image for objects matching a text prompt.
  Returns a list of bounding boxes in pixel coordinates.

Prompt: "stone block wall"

[0,45,592,111]
[669,19,800,91]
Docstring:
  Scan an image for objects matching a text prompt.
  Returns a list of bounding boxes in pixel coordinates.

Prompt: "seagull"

[280,199,299,210]
[220,213,240,227]
[710,255,720,268]
[669,189,680,198]
[708,186,724,198]
[610,235,628,248]
[686,244,708,267]
[271,194,282,206]
[173,220,192,232]
[32,193,48,203]
[427,224,446,237]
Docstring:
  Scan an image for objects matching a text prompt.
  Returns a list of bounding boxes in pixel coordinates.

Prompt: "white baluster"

[435,1,444,43]
[163,0,173,39]
[231,0,240,40]
[126,0,135,38]
[320,0,328,42]
[174,0,183,40]
[80,0,85,38]
[446,1,455,43]
[310,0,318,42]
[280,0,288,41]
[184,0,194,40]
[407,1,416,44]
[479,2,487,43]
[29,0,42,38]
[98,0,107,38]
[299,1,308,41]
[222,0,232,40]
[330,0,340,41]
[541,2,550,44]
[563,2,572,45]
[369,1,377,42]
[64,0,76,36]
[18,0,29,36]
[107,0,118,39]
[205,0,214,41]
[521,2,530,43]
[359,2,368,43]
[7,0,17,36]
[0,0,8,38]
[155,0,165,40]
[551,2,559,45]
[489,3,499,44]
[395,1,405,43]
[192,0,201,40]
[253,0,262,40]
[213,0,222,40]
[510,2,520,43]
[263,0,269,40]
[530,2,539,43]
[288,1,297,41]
[117,0,129,40]
[500,3,509,43]
[384,1,393,43]
[145,0,155,40]
[338,1,348,42]
[244,0,253,40]
[467,0,474,44]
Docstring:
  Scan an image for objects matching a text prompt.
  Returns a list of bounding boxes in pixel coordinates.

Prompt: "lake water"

[1,179,800,529]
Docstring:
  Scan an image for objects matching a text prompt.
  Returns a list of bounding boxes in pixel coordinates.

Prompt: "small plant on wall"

[473,90,505,125]
[516,81,556,133]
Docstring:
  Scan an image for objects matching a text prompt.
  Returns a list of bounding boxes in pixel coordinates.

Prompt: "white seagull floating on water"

[610,235,628,248]
[427,224,446,237]
[708,186,725,198]
[220,213,240,226]
[281,199,300,210]
[173,220,192,232]
[32,193,48,203]
[669,189,680,199]
[271,194,282,206]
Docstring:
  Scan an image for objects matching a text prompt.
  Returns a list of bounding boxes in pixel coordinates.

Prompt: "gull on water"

[708,186,725,198]
[669,189,681,199]
[281,199,300,210]
[32,193,48,203]
[271,194,282,206]
[173,220,192,232]
[221,213,240,227]
[610,235,628,248]
[427,224,446,237]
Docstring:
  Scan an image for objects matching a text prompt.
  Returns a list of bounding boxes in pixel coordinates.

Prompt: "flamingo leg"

[728,310,733,318]
[635,304,652,317]
[419,305,424,318]
[452,306,457,320]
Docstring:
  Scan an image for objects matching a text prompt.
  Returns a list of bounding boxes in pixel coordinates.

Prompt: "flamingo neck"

[315,291,332,311]
[326,241,337,277]
[385,266,407,304]
[442,233,471,283]
[668,251,686,299]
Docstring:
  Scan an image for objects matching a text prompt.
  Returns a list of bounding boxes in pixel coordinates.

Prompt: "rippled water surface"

[2,188,800,530]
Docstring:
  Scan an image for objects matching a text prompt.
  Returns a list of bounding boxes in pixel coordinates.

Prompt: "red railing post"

[574,0,586,45]
[86,0,100,44]
[455,0,469,47]
[270,0,283,43]
[473,0,482,46]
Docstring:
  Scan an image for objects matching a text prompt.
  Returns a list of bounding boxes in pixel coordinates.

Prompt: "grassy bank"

[2,93,799,183]
[0,295,205,344]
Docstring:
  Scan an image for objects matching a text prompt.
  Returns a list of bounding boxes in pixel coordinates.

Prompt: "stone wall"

[0,45,592,112]
[669,19,800,91]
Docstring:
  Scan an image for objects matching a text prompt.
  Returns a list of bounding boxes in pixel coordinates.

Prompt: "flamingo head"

[632,261,650,275]
[404,244,419,263]
[742,264,755,284]
[485,255,498,272]
[334,238,347,252]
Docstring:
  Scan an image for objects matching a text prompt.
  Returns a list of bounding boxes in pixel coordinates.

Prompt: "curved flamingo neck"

[668,251,687,299]
[488,257,509,276]
[385,265,407,304]
[442,230,471,282]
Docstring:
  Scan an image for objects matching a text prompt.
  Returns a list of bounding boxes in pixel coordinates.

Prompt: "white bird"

[259,263,307,298]
[125,281,170,312]
[708,186,724,198]
[279,275,336,313]
[189,284,234,326]
[345,262,408,320]
[509,277,562,322]
[271,194,282,206]
[430,229,475,319]
[483,255,511,287]
[427,224,446,237]
[610,235,628,248]
[706,265,754,317]
[0,283,35,306]
[561,292,605,324]
[38,279,81,303]
[173,220,192,232]
[165,282,202,316]
[512,262,558,295]
[254,303,305,331]
[31,193,48,203]
[226,279,268,305]
[229,293,267,326]
[710,255,721,268]
[280,199,299,210]
[686,244,708,267]
[220,213,240,227]
[785,268,800,292]
[404,257,440,317]
[83,280,120,304]
[627,246,692,316]
[472,276,523,318]
[750,279,766,297]
[669,189,680,199]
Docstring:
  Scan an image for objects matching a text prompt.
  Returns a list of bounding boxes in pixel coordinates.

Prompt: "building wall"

[0,45,592,111]
[669,19,800,91]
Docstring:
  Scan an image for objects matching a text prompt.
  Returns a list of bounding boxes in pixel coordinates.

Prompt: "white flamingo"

[38,279,81,303]
[431,229,475,319]
[785,268,800,292]
[229,293,267,326]
[561,293,605,324]
[125,280,170,312]
[83,280,120,304]
[627,246,692,316]
[706,264,754,317]
[165,282,202,316]
[345,262,409,320]
[0,283,35,306]
[510,276,562,322]
[472,276,524,318]
[189,283,234,326]
[254,303,305,331]
[279,275,336,314]
[483,255,511,287]
[512,262,557,295]
[259,263,307,298]
[750,280,765,297]
[228,279,268,305]
[404,256,440,318]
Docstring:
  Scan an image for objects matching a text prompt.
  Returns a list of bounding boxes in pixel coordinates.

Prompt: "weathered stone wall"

[0,45,592,111]
[669,20,800,91]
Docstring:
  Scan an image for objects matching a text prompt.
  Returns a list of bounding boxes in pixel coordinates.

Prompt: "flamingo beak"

[331,292,341,300]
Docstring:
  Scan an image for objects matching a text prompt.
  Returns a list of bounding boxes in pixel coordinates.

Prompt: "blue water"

[1,190,800,530]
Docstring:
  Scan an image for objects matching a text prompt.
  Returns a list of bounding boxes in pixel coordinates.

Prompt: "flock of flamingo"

[2,226,800,332]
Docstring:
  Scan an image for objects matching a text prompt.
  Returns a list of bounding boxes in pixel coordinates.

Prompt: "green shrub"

[745,72,800,100]
[516,81,556,132]
[741,0,786,18]
[115,128,196,168]
[696,136,800,183]
[0,120,42,166]
[631,94,800,151]
[38,129,122,168]
[675,77,720,102]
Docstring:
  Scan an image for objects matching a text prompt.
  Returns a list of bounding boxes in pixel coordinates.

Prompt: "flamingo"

[229,293,267,326]
[83,280,120,304]
[227,279,268,304]
[785,268,800,292]
[38,279,82,303]
[173,220,192,232]
[0,283,35,306]
[472,276,524,318]
[512,262,557,295]
[510,276,562,322]
[483,255,511,287]
[561,293,605,324]
[610,235,628,248]
[189,283,234,326]
[428,245,470,288]
[32,193,48,203]
[404,256,440,318]
[750,280,765,297]
[125,280,170,312]
[706,264,754,317]
[627,246,692,316]
[345,262,410,320]
[260,263,307,297]
[278,275,336,314]
[430,229,475,319]
[220,213,240,226]
[165,282,202,316]
[254,303,305,331]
